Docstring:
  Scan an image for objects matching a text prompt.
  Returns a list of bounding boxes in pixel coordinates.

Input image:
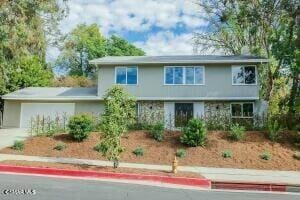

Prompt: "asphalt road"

[0,173,299,200]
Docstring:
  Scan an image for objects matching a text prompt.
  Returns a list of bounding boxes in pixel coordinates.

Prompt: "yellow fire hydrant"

[172,156,178,174]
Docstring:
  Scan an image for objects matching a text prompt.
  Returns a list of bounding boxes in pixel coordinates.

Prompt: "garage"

[20,103,75,128]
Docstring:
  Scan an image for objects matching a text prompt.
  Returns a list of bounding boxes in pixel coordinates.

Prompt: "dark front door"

[175,103,193,127]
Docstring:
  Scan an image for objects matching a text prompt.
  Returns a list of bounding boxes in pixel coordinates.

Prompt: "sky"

[46,0,210,62]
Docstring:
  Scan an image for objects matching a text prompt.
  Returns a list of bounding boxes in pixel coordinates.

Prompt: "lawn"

[1,130,299,171]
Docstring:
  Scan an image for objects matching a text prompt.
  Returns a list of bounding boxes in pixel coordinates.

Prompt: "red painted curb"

[0,164,211,188]
[212,181,286,192]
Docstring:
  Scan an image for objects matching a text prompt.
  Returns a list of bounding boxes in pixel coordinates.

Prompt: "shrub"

[151,122,165,142]
[260,152,272,160]
[133,147,144,156]
[222,150,232,158]
[12,141,24,151]
[176,149,187,158]
[54,142,66,151]
[228,124,245,141]
[268,120,282,142]
[68,114,94,141]
[180,118,207,147]
[94,143,107,153]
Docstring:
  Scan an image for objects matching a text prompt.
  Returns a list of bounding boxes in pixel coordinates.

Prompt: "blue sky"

[46,0,210,61]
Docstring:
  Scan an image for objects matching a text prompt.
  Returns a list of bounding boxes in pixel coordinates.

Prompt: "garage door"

[20,103,75,128]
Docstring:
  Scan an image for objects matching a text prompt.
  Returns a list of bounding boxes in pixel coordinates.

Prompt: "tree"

[194,0,299,115]
[56,24,107,77]
[7,56,53,91]
[0,0,68,95]
[99,86,136,168]
[106,35,145,56]
[56,25,146,77]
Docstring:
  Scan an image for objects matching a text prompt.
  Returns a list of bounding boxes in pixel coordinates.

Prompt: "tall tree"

[56,25,145,77]
[106,35,145,56]
[0,0,68,95]
[194,0,299,115]
[56,24,107,77]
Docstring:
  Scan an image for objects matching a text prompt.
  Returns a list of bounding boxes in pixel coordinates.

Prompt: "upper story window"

[232,65,256,85]
[164,66,205,85]
[115,66,138,85]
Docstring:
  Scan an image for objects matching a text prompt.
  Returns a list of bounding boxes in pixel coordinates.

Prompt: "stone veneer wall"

[204,102,231,116]
[138,101,164,123]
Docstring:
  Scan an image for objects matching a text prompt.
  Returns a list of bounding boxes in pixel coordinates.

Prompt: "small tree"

[99,86,136,168]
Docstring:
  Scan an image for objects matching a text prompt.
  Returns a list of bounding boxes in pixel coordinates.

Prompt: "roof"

[89,55,269,65]
[2,87,100,101]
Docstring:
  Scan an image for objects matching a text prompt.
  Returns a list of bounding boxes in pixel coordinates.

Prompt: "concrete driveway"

[0,128,28,149]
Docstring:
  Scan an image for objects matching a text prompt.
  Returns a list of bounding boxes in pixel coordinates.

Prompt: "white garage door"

[20,103,75,128]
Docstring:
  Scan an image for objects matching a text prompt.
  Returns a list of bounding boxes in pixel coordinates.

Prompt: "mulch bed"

[0,160,202,178]
[0,131,299,171]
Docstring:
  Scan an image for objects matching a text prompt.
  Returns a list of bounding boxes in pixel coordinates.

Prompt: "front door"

[175,103,193,127]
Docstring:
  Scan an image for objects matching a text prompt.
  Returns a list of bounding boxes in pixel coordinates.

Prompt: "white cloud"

[134,32,195,55]
[59,0,206,34]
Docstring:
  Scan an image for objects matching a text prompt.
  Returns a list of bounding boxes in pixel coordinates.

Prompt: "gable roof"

[89,55,268,65]
[2,87,100,100]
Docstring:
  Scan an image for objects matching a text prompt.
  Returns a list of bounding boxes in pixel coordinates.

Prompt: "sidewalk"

[0,153,299,185]
[0,129,28,149]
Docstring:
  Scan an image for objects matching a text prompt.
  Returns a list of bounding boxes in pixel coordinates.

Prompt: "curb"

[0,164,211,189]
[212,181,300,193]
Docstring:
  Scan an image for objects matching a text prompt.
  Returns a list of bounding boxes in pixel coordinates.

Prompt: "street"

[0,173,298,200]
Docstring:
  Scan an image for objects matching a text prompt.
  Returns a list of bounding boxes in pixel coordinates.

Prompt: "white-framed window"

[164,66,205,85]
[232,65,257,85]
[230,102,254,118]
[115,66,138,85]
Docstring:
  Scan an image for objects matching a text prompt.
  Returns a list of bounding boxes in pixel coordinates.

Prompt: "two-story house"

[1,55,268,128]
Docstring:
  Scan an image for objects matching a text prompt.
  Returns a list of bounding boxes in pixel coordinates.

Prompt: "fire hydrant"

[172,156,178,174]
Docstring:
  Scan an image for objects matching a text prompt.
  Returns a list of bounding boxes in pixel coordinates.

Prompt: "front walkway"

[0,154,299,185]
[0,129,28,148]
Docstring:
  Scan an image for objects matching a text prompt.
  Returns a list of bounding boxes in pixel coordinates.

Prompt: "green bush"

[54,142,66,151]
[268,120,282,142]
[151,122,165,142]
[133,147,144,156]
[94,143,107,153]
[260,152,272,160]
[176,149,187,158]
[228,123,245,141]
[68,114,94,141]
[180,118,207,147]
[12,141,24,151]
[222,150,232,158]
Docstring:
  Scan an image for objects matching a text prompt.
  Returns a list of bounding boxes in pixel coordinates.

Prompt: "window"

[164,66,204,85]
[232,66,256,85]
[231,103,254,118]
[115,67,137,85]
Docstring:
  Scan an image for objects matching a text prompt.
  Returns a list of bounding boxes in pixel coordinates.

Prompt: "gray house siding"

[98,64,259,99]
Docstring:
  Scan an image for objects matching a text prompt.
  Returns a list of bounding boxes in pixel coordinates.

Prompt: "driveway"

[0,128,28,149]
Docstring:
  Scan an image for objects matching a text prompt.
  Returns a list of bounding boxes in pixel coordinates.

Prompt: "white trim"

[3,96,260,101]
[2,96,103,101]
[232,65,257,86]
[230,102,255,118]
[164,66,205,85]
[91,59,269,65]
[115,66,138,85]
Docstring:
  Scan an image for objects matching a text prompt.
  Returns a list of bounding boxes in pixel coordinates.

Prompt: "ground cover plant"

[11,141,24,151]
[176,149,187,158]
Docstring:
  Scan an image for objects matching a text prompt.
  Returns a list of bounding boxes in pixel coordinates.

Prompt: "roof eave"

[90,59,269,66]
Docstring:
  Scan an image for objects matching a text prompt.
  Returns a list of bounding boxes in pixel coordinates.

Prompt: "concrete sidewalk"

[0,129,28,148]
[0,153,299,185]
